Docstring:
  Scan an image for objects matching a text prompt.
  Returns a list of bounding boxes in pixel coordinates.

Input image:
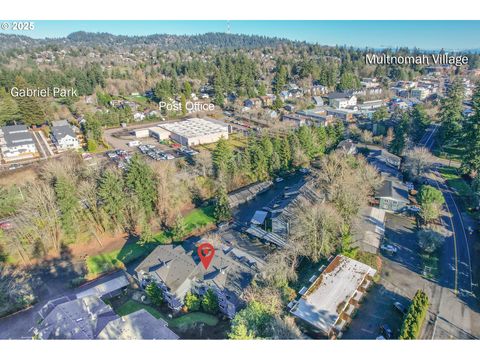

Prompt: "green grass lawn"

[85,206,215,279]
[435,145,465,161]
[438,166,476,212]
[117,299,219,328]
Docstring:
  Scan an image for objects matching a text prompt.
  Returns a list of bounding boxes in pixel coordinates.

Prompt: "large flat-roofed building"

[0,125,39,162]
[290,255,376,338]
[158,118,228,146]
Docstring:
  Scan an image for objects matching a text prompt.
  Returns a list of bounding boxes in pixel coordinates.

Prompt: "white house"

[133,112,146,121]
[328,92,357,109]
[51,125,80,150]
[0,125,39,161]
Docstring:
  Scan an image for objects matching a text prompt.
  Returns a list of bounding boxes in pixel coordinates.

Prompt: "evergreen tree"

[54,176,80,240]
[180,94,187,115]
[389,113,410,156]
[213,184,231,223]
[201,289,219,314]
[461,84,480,175]
[337,72,360,91]
[212,137,233,179]
[14,76,45,126]
[124,155,157,220]
[438,79,464,146]
[410,104,431,142]
[0,88,20,126]
[98,169,127,229]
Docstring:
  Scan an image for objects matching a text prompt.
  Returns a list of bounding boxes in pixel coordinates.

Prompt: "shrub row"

[399,290,429,339]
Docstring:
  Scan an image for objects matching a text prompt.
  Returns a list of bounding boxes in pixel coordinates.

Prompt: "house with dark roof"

[0,125,38,161]
[34,295,179,340]
[336,139,357,155]
[97,309,179,340]
[245,179,324,248]
[34,296,118,339]
[327,92,357,109]
[135,238,260,319]
[51,124,80,150]
[375,179,409,212]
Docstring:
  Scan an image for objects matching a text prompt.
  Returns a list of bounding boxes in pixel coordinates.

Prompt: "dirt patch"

[0,166,38,187]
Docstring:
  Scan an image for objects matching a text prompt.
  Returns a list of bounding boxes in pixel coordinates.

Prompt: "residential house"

[0,125,39,161]
[375,179,410,212]
[34,295,178,340]
[34,296,118,339]
[97,309,179,340]
[336,139,357,155]
[244,98,262,108]
[259,95,275,107]
[51,124,80,150]
[290,255,376,338]
[135,239,260,319]
[411,87,430,100]
[133,112,146,121]
[327,92,357,109]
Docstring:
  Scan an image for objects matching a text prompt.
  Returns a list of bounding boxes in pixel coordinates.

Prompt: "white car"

[381,244,398,254]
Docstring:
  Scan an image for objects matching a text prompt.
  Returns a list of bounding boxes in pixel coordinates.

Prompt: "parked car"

[393,301,408,315]
[380,324,393,339]
[381,244,398,255]
[0,221,13,230]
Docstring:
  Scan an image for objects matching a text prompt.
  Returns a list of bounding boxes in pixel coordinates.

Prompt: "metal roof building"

[158,118,228,146]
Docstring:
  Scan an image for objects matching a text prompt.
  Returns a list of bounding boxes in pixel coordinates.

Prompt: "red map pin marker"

[197,243,215,270]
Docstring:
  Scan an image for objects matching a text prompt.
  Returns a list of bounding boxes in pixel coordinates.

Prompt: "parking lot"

[343,213,429,339]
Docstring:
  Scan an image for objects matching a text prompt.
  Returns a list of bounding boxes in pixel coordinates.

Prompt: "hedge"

[399,290,429,339]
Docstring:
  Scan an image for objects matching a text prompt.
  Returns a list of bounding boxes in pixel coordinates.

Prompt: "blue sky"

[5,20,480,50]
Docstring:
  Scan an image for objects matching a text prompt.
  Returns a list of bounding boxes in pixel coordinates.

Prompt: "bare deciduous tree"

[404,146,434,179]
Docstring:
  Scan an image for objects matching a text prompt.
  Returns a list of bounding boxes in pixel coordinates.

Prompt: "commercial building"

[148,126,171,141]
[290,255,376,338]
[158,118,228,146]
[0,125,38,162]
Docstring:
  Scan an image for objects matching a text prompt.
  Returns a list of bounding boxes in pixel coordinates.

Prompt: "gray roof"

[35,296,117,339]
[52,125,76,141]
[376,180,409,202]
[1,125,35,147]
[51,120,70,127]
[353,206,386,252]
[97,309,179,340]
[135,239,257,307]
[327,92,351,99]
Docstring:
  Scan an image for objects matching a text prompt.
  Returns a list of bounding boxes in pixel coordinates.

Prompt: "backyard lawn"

[85,206,216,279]
[117,299,219,328]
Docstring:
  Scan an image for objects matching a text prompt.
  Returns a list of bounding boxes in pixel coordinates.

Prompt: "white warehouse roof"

[158,118,228,139]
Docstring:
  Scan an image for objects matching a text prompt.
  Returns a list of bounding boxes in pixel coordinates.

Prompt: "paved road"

[416,124,479,338]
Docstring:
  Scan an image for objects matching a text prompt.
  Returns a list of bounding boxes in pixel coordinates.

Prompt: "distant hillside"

[0,31,296,51]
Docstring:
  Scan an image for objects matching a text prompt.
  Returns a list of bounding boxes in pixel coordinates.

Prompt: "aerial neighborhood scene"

[1,19,480,342]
